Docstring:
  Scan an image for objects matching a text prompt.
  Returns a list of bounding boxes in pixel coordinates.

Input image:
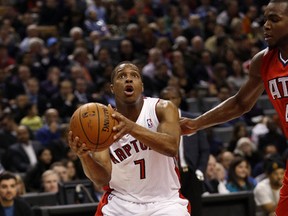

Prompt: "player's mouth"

[124,85,134,96]
[264,33,272,41]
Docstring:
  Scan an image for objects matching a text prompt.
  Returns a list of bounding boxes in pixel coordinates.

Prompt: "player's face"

[0,179,17,202]
[111,64,144,103]
[263,2,288,48]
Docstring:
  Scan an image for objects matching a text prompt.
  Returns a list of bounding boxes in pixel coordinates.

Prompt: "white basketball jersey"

[108,97,181,203]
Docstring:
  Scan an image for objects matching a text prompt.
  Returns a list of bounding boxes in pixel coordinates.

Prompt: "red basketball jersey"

[260,48,288,137]
[261,48,288,216]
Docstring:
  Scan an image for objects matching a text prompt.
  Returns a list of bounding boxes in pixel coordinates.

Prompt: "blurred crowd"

[0,0,286,215]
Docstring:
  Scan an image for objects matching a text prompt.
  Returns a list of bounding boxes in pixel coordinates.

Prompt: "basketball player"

[68,62,190,215]
[180,1,288,215]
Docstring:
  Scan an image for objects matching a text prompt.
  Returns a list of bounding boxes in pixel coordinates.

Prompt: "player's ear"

[110,84,114,94]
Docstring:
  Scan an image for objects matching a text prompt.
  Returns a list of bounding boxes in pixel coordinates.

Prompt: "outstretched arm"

[180,50,265,135]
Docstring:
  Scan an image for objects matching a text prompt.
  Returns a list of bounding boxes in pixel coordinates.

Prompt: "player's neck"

[116,100,144,122]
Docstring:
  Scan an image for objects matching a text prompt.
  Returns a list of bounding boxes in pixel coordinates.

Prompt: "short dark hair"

[110,61,142,83]
[269,0,288,10]
[0,172,17,183]
[263,155,285,175]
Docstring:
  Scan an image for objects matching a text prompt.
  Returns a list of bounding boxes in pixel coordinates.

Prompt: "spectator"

[226,59,248,94]
[73,77,94,104]
[253,145,279,181]
[19,24,39,53]
[3,125,42,173]
[258,116,287,154]
[24,148,53,192]
[50,79,80,123]
[225,157,257,192]
[233,137,261,171]
[50,162,70,183]
[251,115,270,146]
[203,154,219,194]
[0,45,15,71]
[84,8,111,37]
[0,172,34,216]
[254,156,285,216]
[19,103,43,133]
[35,108,62,147]
[38,0,63,26]
[41,169,60,193]
[5,65,31,101]
[227,121,250,152]
[216,0,244,27]
[0,112,18,155]
[15,174,26,196]
[39,66,61,99]
[11,94,30,124]
[45,37,69,72]
[25,77,48,116]
[62,159,78,181]
[214,162,230,194]
[142,47,164,80]
[217,150,235,178]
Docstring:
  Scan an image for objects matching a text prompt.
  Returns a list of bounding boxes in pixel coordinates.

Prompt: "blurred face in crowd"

[52,165,70,182]
[16,125,30,144]
[269,168,285,189]
[235,160,249,179]
[206,155,217,179]
[42,171,59,193]
[39,149,53,165]
[0,178,17,205]
[66,161,76,180]
[220,151,234,170]
[215,162,226,181]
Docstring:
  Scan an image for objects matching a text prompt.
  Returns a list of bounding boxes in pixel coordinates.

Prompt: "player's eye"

[118,74,126,79]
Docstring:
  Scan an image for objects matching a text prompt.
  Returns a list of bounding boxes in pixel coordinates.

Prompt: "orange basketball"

[69,103,117,152]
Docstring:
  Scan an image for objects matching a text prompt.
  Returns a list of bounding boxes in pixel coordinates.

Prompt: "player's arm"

[112,100,180,157]
[180,50,266,135]
[68,132,112,187]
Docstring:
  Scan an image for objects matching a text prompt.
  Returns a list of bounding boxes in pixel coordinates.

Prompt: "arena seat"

[256,94,274,110]
[212,126,234,145]
[200,97,220,113]
[33,203,98,216]
[21,192,59,207]
[186,97,201,115]
[202,191,256,216]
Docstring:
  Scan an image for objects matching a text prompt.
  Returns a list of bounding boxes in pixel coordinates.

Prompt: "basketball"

[69,103,117,152]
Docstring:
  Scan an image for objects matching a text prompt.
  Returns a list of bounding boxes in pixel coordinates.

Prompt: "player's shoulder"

[156,98,175,111]
[252,48,267,61]
[249,48,271,73]
[253,47,278,62]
